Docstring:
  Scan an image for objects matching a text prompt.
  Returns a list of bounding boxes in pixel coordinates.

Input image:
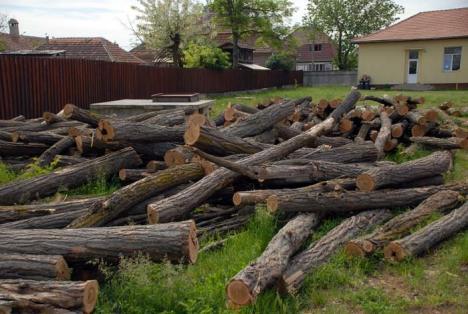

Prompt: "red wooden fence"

[0,56,303,119]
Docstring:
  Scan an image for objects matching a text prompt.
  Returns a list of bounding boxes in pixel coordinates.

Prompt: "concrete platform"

[90,99,214,118]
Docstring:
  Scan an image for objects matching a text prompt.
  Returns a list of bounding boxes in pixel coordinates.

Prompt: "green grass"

[1,86,467,313]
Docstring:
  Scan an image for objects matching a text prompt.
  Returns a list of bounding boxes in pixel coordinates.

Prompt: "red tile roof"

[292,28,336,62]
[36,37,144,63]
[353,7,468,43]
[0,32,46,51]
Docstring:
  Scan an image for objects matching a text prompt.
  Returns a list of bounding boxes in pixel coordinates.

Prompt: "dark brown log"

[446,107,461,117]
[67,163,204,228]
[147,91,361,223]
[0,279,98,313]
[10,115,25,122]
[384,201,468,261]
[36,136,75,167]
[266,183,466,215]
[246,128,279,144]
[63,103,101,127]
[410,137,468,150]
[130,141,177,160]
[0,208,89,229]
[0,221,198,264]
[12,130,65,145]
[164,146,195,167]
[0,197,103,224]
[222,98,309,138]
[43,112,65,124]
[53,155,89,167]
[0,147,142,205]
[0,131,12,142]
[356,151,452,191]
[212,111,226,127]
[374,111,392,158]
[0,140,48,157]
[145,109,186,126]
[0,120,25,128]
[146,160,167,171]
[355,123,371,143]
[226,213,320,307]
[290,142,379,163]
[345,190,461,257]
[363,95,394,107]
[406,111,427,125]
[119,169,156,182]
[1,121,84,133]
[0,254,70,280]
[275,125,352,147]
[97,119,184,143]
[279,210,391,294]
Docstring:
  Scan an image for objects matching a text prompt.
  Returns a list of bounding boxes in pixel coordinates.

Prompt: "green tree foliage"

[266,52,295,70]
[304,0,404,70]
[209,0,293,68]
[132,0,204,67]
[0,12,8,33]
[183,42,231,70]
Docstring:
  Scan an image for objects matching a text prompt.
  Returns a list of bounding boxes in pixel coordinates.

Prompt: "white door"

[407,50,419,84]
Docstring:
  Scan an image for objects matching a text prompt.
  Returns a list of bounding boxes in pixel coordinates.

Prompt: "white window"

[443,47,461,71]
[313,63,325,71]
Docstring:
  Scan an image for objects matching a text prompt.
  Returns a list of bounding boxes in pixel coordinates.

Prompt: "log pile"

[0,92,466,311]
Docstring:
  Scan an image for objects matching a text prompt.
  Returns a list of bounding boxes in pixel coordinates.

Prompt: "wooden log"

[391,120,409,138]
[355,123,371,143]
[409,137,468,150]
[146,160,167,171]
[226,213,320,307]
[0,120,25,128]
[266,183,466,215]
[384,201,468,261]
[0,131,12,142]
[0,147,142,205]
[0,140,48,157]
[0,254,70,281]
[0,208,89,229]
[43,112,65,124]
[246,128,278,144]
[406,111,427,125]
[222,98,309,138]
[130,141,177,161]
[1,121,84,133]
[36,136,75,167]
[290,142,379,163]
[446,107,461,117]
[145,109,186,126]
[0,197,103,224]
[148,91,361,223]
[11,130,64,145]
[164,146,195,167]
[275,125,352,147]
[0,221,198,264]
[345,190,461,257]
[384,138,398,152]
[356,151,452,191]
[279,210,391,294]
[67,163,204,228]
[10,115,25,122]
[0,279,98,313]
[374,111,392,158]
[411,122,436,137]
[63,103,101,127]
[119,168,155,182]
[224,106,250,122]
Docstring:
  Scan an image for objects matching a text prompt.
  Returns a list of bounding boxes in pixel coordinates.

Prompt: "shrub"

[266,52,294,71]
[183,43,231,70]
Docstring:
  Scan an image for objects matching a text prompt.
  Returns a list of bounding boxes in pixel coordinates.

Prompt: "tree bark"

[36,136,75,167]
[145,109,187,126]
[410,137,468,150]
[374,111,392,158]
[0,221,198,264]
[63,104,101,127]
[11,130,65,145]
[164,146,195,167]
[0,140,48,157]
[0,147,142,205]
[43,112,65,124]
[119,168,155,182]
[266,183,466,215]
[0,254,70,281]
[0,208,89,229]
[279,210,391,294]
[0,279,98,313]
[290,142,379,163]
[384,201,468,261]
[356,151,452,191]
[275,125,352,147]
[226,213,320,307]
[345,190,461,257]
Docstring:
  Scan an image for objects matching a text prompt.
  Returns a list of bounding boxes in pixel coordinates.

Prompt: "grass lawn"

[1,86,467,314]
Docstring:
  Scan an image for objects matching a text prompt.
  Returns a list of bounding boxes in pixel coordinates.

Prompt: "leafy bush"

[266,52,294,71]
[183,43,231,70]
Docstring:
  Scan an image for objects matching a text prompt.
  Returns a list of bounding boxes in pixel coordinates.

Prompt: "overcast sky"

[1,0,468,50]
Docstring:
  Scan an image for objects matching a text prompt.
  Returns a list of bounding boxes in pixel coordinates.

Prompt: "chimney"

[8,19,19,37]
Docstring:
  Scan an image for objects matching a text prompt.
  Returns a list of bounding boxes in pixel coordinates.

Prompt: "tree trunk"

[0,140,48,157]
[67,163,204,228]
[36,136,75,167]
[374,111,392,158]
[0,221,198,264]
[266,183,466,215]
[0,208,89,229]
[279,210,391,294]
[1,121,84,133]
[356,151,452,191]
[226,213,320,307]
[0,254,70,281]
[345,190,461,257]
[384,201,468,261]
[147,91,361,223]
[275,125,352,147]
[12,130,65,145]
[63,104,101,127]
[0,147,142,205]
[119,168,155,182]
[0,279,98,313]
[43,112,65,124]
[145,109,187,126]
[410,136,468,150]
[164,146,195,167]
[289,142,379,163]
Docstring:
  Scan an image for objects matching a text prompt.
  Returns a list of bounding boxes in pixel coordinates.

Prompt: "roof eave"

[353,35,468,44]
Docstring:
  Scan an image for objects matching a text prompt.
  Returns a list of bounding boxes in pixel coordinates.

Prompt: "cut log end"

[62,103,75,118]
[344,242,366,258]
[118,169,127,181]
[147,205,158,224]
[56,256,72,280]
[184,123,200,146]
[412,125,427,137]
[83,280,99,313]
[391,124,404,138]
[266,195,279,214]
[384,242,408,262]
[356,173,376,192]
[187,220,199,264]
[98,119,115,142]
[339,119,353,133]
[226,280,253,306]
[232,192,242,206]
[187,113,206,127]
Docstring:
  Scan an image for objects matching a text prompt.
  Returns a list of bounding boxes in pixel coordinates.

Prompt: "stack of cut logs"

[0,91,467,311]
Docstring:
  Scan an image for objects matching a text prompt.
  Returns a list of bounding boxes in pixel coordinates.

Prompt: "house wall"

[357,38,468,85]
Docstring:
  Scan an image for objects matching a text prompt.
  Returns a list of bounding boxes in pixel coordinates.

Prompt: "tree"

[183,42,231,70]
[0,13,8,33]
[132,0,204,67]
[304,0,404,70]
[266,52,294,70]
[209,0,293,69]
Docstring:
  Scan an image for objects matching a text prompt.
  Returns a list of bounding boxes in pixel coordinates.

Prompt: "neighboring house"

[291,27,336,72]
[0,19,46,52]
[353,7,468,88]
[130,43,175,67]
[213,32,254,65]
[36,37,144,63]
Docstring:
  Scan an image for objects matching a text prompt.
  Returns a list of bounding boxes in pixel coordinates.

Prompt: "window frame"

[443,46,462,72]
[314,44,322,52]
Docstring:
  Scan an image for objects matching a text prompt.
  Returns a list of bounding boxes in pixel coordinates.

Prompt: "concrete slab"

[90,99,214,118]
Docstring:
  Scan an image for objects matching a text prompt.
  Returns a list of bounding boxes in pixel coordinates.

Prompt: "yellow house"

[353,7,468,89]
